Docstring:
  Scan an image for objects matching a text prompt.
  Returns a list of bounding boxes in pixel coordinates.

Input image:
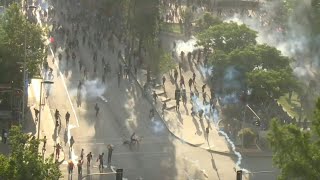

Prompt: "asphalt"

[19,0,277,179]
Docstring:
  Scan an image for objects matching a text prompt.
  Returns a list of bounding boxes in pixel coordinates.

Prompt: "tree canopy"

[195,12,222,32]
[0,4,46,85]
[268,98,320,179]
[0,126,61,180]
[206,42,297,102]
[197,22,257,54]
[159,51,175,74]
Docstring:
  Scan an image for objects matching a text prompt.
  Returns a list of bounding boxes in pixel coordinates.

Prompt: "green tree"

[247,68,298,102]
[0,3,46,85]
[268,98,320,179]
[226,44,292,73]
[311,0,320,36]
[207,43,297,102]
[159,51,176,74]
[238,128,257,148]
[197,22,257,54]
[195,12,222,32]
[0,126,61,180]
[181,7,193,36]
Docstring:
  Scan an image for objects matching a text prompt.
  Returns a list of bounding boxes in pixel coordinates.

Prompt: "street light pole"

[241,104,261,149]
[37,81,53,140]
[37,81,43,140]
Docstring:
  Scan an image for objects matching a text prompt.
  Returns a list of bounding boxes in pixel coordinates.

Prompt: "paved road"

[46,45,237,180]
[40,3,239,180]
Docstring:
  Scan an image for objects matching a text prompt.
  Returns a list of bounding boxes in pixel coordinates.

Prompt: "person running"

[95,103,100,117]
[180,75,185,87]
[174,69,178,83]
[80,148,84,160]
[153,91,158,104]
[97,153,104,169]
[188,78,193,90]
[202,84,206,93]
[68,160,74,175]
[55,143,61,159]
[77,160,83,175]
[54,109,61,121]
[34,108,40,120]
[43,136,47,149]
[65,111,70,126]
[162,75,166,86]
[70,136,75,150]
[107,144,113,167]
[86,152,93,167]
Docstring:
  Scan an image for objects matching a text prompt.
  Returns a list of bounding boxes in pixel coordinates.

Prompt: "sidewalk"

[27,78,65,164]
[134,60,231,154]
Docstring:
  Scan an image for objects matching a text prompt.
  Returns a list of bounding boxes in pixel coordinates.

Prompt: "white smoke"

[82,79,106,100]
[175,36,202,55]
[222,1,319,81]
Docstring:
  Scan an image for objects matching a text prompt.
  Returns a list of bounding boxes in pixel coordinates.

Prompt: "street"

[32,0,276,179]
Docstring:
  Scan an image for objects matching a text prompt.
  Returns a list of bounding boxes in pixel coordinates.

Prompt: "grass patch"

[277,92,305,120]
[161,22,181,34]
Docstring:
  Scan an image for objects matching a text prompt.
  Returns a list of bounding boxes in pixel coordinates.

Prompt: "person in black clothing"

[97,153,104,169]
[65,111,70,125]
[54,109,61,121]
[153,91,158,104]
[188,78,193,90]
[95,103,100,117]
[202,84,206,93]
[87,152,93,167]
[162,76,166,86]
[107,144,113,167]
[174,69,178,83]
[34,108,40,120]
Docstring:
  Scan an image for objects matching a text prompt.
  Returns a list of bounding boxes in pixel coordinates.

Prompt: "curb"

[117,45,234,155]
[116,37,274,158]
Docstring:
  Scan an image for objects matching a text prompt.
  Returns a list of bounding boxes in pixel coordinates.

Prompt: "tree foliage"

[207,42,297,102]
[0,4,46,84]
[128,0,160,41]
[311,0,320,36]
[197,22,257,54]
[0,126,61,180]
[159,51,176,74]
[238,128,257,148]
[247,68,298,101]
[268,99,320,179]
[195,12,222,32]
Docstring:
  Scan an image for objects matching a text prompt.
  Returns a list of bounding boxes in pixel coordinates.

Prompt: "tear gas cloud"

[68,79,107,101]
[223,1,320,81]
[82,79,106,99]
[175,36,201,54]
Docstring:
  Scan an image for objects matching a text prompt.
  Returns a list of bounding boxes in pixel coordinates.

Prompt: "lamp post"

[37,80,53,140]
[22,5,37,124]
[241,104,261,149]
